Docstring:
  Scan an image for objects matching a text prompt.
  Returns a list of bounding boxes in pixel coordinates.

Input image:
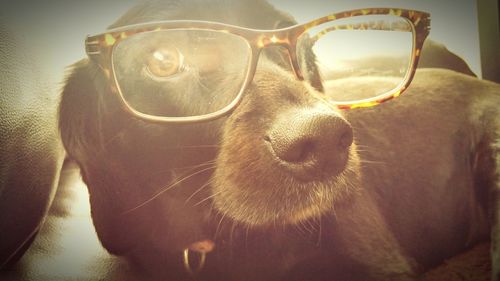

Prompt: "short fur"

[59,0,500,280]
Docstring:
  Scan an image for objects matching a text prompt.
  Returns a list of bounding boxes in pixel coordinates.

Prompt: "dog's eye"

[145,47,185,79]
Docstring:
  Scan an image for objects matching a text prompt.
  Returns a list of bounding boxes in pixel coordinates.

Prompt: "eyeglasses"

[86,8,430,124]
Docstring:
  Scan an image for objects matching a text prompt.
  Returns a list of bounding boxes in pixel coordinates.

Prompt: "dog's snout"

[267,112,353,162]
[265,108,353,180]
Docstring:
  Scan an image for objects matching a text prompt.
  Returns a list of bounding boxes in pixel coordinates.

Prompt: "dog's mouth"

[211,144,361,227]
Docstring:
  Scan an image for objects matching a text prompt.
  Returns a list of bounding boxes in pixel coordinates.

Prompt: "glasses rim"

[85,7,430,124]
[111,29,254,124]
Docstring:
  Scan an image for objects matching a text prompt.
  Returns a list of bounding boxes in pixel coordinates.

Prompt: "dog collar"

[183,248,207,275]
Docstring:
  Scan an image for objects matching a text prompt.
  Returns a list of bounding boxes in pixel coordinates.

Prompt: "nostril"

[280,138,315,163]
[266,133,316,163]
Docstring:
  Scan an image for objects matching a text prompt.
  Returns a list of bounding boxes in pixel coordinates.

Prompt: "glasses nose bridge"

[256,31,304,80]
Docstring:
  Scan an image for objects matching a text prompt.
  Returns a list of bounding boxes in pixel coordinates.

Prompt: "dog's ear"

[59,61,137,255]
[299,36,324,93]
[59,59,102,165]
[273,13,324,93]
[419,39,476,77]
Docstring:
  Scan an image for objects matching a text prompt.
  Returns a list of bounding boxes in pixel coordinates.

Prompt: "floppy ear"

[59,61,137,255]
[300,37,324,93]
[419,39,476,77]
[59,59,102,165]
[273,14,324,93]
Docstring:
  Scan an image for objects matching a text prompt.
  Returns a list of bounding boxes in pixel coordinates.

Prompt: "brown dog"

[59,0,500,280]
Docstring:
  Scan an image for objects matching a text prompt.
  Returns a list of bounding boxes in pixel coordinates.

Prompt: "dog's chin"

[212,148,361,226]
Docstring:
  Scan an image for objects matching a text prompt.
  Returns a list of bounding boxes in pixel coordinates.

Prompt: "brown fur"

[58,0,500,280]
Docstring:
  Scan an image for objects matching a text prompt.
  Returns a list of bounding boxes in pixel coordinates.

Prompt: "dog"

[59,0,500,280]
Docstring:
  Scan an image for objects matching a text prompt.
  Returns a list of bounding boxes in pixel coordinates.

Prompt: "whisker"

[300,219,313,235]
[353,144,370,148]
[245,224,251,252]
[131,160,216,194]
[194,190,223,207]
[214,213,226,240]
[122,166,215,214]
[184,179,214,204]
[142,160,216,184]
[295,221,308,237]
[229,220,238,246]
[358,159,386,165]
[177,145,220,149]
[157,145,220,151]
[317,213,322,247]
[172,160,217,172]
[159,165,215,194]
[306,218,318,234]
[316,187,324,246]
[272,215,277,231]
[353,144,380,153]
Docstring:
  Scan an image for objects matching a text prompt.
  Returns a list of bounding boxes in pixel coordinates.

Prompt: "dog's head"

[59,0,359,266]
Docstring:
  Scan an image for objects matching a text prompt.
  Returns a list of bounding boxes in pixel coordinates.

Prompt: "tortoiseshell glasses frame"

[85,8,430,124]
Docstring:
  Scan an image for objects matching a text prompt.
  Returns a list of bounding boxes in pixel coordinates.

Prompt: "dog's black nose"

[265,107,353,180]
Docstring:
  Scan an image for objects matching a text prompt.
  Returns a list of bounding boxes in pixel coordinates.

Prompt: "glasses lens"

[297,15,414,103]
[112,29,251,118]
